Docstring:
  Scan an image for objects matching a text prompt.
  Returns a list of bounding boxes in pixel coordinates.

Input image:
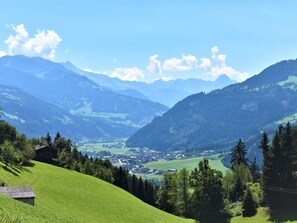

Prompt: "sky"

[1,0,297,82]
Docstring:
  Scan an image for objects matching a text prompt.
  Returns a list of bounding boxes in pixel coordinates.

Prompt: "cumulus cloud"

[199,58,212,68]
[206,46,250,81]
[110,67,144,81]
[182,54,198,66]
[142,49,249,82]
[4,24,62,59]
[147,54,162,73]
[162,54,198,72]
[211,46,219,58]
[163,57,190,72]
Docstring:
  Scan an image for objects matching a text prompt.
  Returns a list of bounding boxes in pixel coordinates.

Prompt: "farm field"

[78,142,133,155]
[0,161,194,223]
[144,155,228,175]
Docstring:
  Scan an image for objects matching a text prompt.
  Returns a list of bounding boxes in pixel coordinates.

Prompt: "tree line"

[157,123,297,222]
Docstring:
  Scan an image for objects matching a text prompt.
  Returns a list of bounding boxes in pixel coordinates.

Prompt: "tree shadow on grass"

[1,165,19,176]
[199,214,231,223]
[22,166,32,173]
[269,209,297,223]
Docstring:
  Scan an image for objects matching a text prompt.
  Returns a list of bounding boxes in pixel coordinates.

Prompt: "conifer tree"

[230,138,248,169]
[242,187,257,217]
[190,159,224,221]
[249,158,260,182]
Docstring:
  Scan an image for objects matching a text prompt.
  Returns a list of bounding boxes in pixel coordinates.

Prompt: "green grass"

[0,162,194,223]
[79,142,133,155]
[277,113,297,125]
[231,207,297,223]
[144,155,228,175]
[278,76,297,87]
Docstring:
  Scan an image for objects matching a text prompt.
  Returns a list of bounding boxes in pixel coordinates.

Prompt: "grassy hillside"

[0,162,194,223]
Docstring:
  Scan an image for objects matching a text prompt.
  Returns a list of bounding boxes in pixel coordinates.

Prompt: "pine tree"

[45,132,52,146]
[249,158,261,182]
[242,187,257,217]
[230,138,248,169]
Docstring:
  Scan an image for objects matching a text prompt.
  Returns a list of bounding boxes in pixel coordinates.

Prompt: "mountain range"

[0,55,167,140]
[126,59,297,155]
[62,61,236,107]
[0,55,234,140]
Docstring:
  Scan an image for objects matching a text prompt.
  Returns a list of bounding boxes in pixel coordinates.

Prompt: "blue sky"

[1,0,297,82]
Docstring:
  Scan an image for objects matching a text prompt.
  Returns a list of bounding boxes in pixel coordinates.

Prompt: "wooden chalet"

[0,186,35,206]
[34,145,57,164]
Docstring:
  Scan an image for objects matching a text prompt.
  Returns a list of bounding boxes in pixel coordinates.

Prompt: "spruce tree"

[242,188,257,217]
[230,138,248,169]
[249,158,261,182]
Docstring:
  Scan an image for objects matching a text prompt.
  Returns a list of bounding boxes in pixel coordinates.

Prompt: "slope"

[0,83,137,140]
[127,59,297,152]
[0,161,193,223]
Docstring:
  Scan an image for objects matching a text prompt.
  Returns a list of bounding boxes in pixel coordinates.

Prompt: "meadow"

[144,155,228,175]
[0,161,194,223]
[78,142,133,155]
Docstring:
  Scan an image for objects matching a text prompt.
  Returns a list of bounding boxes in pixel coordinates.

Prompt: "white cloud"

[4,24,62,59]
[0,51,6,57]
[110,67,144,81]
[204,46,250,82]
[182,54,198,66]
[199,58,212,68]
[160,76,173,81]
[162,54,198,72]
[211,46,219,58]
[83,68,94,73]
[217,54,226,63]
[83,47,249,83]
[147,54,162,73]
[163,57,190,71]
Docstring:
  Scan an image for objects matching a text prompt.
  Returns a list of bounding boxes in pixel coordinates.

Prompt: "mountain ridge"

[0,55,167,140]
[126,59,297,152]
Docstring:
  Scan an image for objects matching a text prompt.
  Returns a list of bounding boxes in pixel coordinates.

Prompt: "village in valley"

[78,141,217,176]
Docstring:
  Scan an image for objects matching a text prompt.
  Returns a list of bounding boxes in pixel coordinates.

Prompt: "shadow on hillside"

[22,166,32,173]
[269,209,297,222]
[198,215,230,223]
[1,165,19,176]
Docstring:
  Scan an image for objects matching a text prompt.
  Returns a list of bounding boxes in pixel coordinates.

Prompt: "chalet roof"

[0,186,35,199]
[35,145,51,151]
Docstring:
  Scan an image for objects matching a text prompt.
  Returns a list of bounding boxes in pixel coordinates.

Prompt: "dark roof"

[35,145,50,151]
[0,186,35,199]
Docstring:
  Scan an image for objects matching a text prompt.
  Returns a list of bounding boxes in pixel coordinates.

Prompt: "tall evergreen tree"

[249,158,261,182]
[242,187,257,217]
[262,124,297,210]
[45,132,52,147]
[230,138,248,169]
